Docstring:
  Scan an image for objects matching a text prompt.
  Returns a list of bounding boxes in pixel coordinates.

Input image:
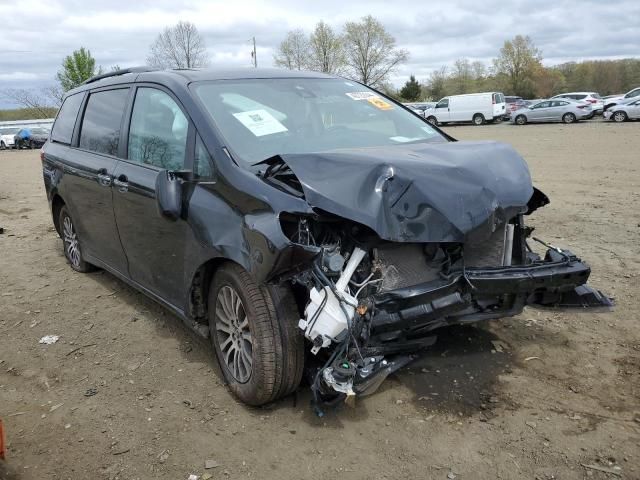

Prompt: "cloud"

[1,0,639,107]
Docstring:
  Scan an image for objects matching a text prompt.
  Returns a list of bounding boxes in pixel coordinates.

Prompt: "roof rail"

[82,66,157,85]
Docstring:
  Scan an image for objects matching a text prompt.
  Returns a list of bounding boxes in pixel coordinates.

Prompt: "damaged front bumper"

[368,248,612,338]
[310,248,612,410]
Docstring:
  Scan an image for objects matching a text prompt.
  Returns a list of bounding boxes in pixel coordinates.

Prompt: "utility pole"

[251,37,257,68]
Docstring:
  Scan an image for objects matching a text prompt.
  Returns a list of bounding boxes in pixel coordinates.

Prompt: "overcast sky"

[1,0,639,108]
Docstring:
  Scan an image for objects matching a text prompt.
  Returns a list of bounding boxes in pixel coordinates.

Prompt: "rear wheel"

[59,205,95,273]
[472,113,485,125]
[426,116,438,126]
[612,111,627,123]
[208,263,304,406]
[0,141,5,150]
[562,112,576,124]
[515,115,527,125]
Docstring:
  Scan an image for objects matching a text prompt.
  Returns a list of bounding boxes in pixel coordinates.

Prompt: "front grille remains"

[374,244,441,291]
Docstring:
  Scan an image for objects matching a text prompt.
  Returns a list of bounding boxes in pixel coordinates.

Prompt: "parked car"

[404,104,426,117]
[550,92,604,115]
[0,127,20,149]
[603,98,640,122]
[426,92,505,125]
[42,67,610,408]
[504,96,527,119]
[14,127,50,149]
[511,99,591,125]
[603,87,640,111]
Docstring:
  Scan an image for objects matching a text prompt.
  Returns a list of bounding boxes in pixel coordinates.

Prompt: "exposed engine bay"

[280,210,612,412]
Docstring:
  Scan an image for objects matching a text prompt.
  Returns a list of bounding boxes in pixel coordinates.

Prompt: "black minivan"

[42,67,610,407]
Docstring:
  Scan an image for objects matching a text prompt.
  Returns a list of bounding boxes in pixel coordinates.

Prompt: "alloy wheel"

[62,215,81,268]
[215,285,253,383]
[613,112,626,122]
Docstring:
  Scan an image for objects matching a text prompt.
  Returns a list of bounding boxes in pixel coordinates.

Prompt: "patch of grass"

[0,107,57,121]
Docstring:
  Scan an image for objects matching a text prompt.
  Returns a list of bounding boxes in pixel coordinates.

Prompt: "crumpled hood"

[277,140,534,243]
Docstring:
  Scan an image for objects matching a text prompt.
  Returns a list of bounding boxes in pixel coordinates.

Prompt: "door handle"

[113,175,128,193]
[97,169,112,187]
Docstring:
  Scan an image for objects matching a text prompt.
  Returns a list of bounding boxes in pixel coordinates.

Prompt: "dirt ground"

[1,121,639,480]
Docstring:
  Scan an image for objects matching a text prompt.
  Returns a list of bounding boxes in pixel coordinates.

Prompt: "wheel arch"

[187,257,239,325]
[51,193,66,236]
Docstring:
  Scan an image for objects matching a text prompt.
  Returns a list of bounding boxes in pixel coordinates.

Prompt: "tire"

[426,116,438,126]
[208,263,304,406]
[472,113,485,125]
[562,112,576,124]
[29,140,34,149]
[0,141,5,150]
[58,205,95,273]
[515,115,527,125]
[612,111,627,123]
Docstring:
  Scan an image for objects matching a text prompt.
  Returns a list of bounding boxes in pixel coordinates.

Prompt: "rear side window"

[79,89,129,156]
[51,93,83,144]
[574,95,586,100]
[128,88,188,170]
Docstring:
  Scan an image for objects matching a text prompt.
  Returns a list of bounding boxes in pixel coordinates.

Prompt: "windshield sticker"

[232,109,288,137]
[367,96,394,110]
[345,91,378,101]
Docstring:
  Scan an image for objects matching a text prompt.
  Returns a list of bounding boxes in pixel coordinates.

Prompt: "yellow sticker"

[367,96,394,110]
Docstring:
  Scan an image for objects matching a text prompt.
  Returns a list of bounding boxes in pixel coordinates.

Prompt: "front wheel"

[426,116,438,126]
[612,111,627,123]
[472,113,485,125]
[562,112,576,124]
[515,115,527,125]
[208,263,304,406]
[59,206,95,272]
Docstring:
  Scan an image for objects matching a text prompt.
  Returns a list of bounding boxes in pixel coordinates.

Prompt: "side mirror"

[156,170,190,221]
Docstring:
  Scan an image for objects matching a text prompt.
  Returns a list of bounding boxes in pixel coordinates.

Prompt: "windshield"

[193,78,445,165]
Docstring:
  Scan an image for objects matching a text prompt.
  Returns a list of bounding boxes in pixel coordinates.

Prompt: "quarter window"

[194,134,215,179]
[51,93,83,144]
[79,89,129,156]
[128,88,188,170]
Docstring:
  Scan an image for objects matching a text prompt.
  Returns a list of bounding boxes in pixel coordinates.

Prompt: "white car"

[603,98,640,122]
[0,127,20,149]
[426,92,506,126]
[603,87,640,111]
[550,92,603,115]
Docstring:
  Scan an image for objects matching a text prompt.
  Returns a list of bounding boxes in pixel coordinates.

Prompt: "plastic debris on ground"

[39,335,60,345]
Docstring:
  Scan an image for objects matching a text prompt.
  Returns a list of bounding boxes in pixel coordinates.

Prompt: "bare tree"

[273,29,310,70]
[308,21,345,74]
[343,15,408,88]
[0,88,59,117]
[147,21,210,69]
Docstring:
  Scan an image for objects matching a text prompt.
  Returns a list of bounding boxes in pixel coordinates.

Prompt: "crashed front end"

[258,141,612,409]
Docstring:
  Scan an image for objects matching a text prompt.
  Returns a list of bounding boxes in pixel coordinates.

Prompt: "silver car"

[511,99,591,125]
[603,98,640,122]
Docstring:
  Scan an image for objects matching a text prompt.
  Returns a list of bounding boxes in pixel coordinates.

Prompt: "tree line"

[2,19,639,118]
[400,35,640,102]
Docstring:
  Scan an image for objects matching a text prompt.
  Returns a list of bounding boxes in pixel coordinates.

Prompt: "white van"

[426,92,506,126]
